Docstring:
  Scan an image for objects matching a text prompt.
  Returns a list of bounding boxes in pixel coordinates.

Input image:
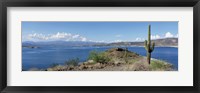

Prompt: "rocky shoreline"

[46,58,174,71]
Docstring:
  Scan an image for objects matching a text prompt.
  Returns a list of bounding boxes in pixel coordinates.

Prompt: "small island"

[23,46,39,49]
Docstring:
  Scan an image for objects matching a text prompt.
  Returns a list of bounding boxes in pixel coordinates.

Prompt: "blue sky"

[22,22,178,42]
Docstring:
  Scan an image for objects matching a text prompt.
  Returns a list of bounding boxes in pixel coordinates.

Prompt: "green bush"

[65,58,79,66]
[88,51,110,64]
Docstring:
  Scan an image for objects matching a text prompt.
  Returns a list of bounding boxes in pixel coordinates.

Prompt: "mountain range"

[22,38,178,47]
[103,38,178,47]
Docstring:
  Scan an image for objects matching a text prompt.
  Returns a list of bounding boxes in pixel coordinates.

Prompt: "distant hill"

[22,41,100,47]
[22,38,178,47]
[152,38,178,46]
[94,38,178,47]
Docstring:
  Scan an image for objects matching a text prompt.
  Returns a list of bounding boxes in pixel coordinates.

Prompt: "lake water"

[22,46,178,70]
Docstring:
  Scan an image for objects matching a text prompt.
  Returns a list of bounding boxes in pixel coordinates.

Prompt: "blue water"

[22,46,178,70]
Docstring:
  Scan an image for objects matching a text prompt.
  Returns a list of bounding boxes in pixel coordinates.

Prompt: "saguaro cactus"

[124,47,128,63]
[144,25,155,64]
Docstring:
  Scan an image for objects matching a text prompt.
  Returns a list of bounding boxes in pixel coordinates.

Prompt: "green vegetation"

[88,51,110,64]
[127,59,174,71]
[150,60,174,71]
[144,25,155,64]
[65,58,79,66]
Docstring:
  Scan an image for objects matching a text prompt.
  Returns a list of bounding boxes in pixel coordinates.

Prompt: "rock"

[67,66,74,70]
[28,68,40,71]
[107,48,125,52]
[117,63,121,66]
[106,62,113,66]
[113,59,124,66]
[87,65,92,68]
[87,67,92,70]
[73,67,79,71]
[116,48,125,51]
[83,60,94,65]
[83,62,87,65]
[63,66,68,70]
[88,60,94,63]
[129,62,149,71]
[83,66,88,69]
[114,62,119,65]
[47,68,53,71]
[94,63,101,69]
[101,64,106,68]
[83,61,92,65]
[78,64,85,70]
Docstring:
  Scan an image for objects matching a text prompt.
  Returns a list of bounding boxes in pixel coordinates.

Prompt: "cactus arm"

[150,42,155,53]
[151,42,155,51]
[144,40,148,51]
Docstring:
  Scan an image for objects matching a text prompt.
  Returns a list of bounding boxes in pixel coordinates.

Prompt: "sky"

[22,22,178,43]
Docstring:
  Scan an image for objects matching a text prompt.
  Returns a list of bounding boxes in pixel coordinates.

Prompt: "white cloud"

[175,34,179,38]
[95,40,106,43]
[26,32,178,42]
[135,38,145,41]
[165,32,174,38]
[81,37,87,41]
[27,32,87,41]
[114,40,122,42]
[136,32,178,41]
[28,33,48,40]
[72,34,80,39]
[151,34,161,40]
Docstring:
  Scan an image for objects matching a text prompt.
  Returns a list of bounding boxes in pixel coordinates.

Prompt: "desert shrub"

[65,58,79,66]
[88,51,110,64]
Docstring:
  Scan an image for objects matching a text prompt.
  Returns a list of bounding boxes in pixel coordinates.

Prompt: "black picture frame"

[0,0,199,93]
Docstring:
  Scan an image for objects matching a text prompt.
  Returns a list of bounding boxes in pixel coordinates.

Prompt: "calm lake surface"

[22,46,178,70]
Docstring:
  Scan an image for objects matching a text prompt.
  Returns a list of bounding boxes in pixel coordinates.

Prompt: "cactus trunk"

[124,47,128,63]
[144,25,155,64]
[147,52,151,64]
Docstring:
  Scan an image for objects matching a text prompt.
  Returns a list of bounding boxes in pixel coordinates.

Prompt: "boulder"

[88,60,94,63]
[94,63,101,69]
[87,65,92,68]
[67,66,74,70]
[47,68,53,71]
[83,60,94,65]
[78,64,85,70]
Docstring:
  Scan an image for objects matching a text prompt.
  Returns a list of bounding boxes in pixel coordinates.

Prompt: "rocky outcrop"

[46,48,174,71]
